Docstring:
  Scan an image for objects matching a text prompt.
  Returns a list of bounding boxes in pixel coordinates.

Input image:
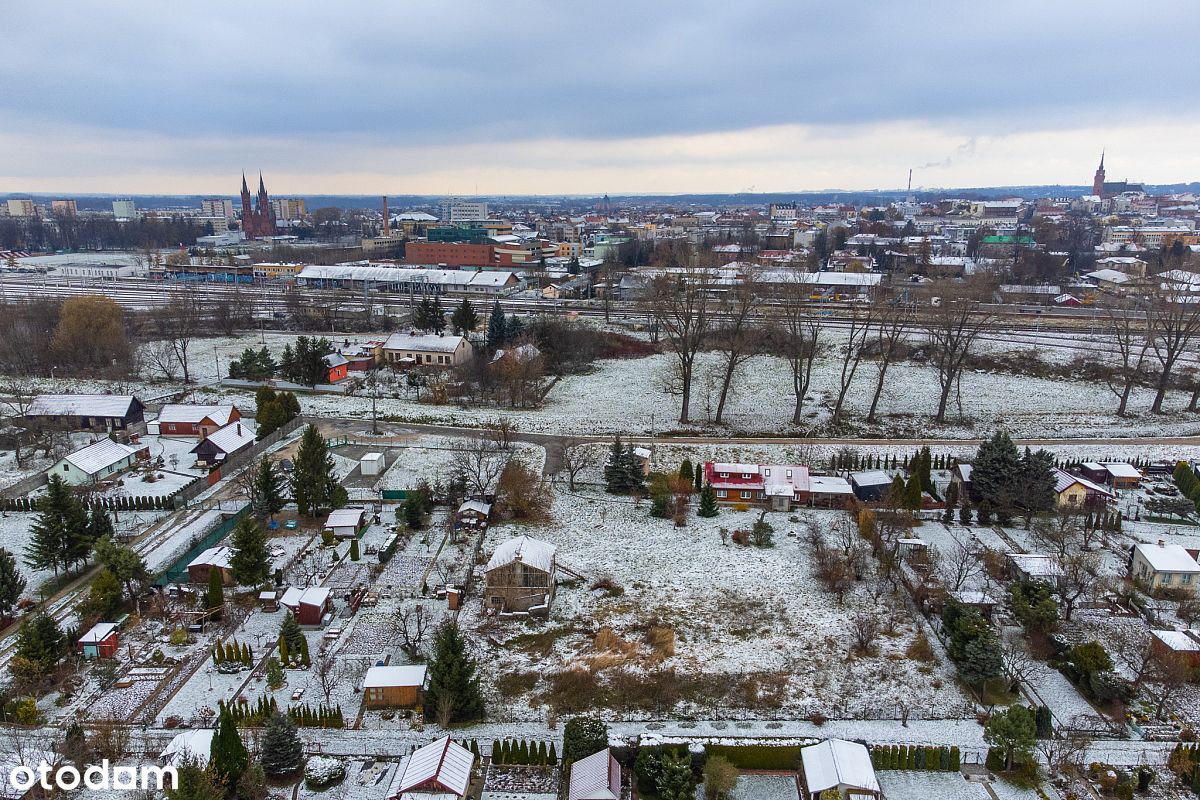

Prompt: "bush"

[706,744,801,771]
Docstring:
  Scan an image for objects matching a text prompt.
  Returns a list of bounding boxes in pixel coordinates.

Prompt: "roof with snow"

[850,469,892,487]
[192,421,255,456]
[1133,542,1200,574]
[384,332,468,353]
[1151,630,1200,652]
[364,665,428,689]
[63,438,139,475]
[27,393,140,417]
[161,729,214,767]
[323,353,349,368]
[187,545,233,571]
[713,462,760,474]
[568,748,620,800]
[393,736,474,797]
[1053,468,1114,497]
[457,499,492,516]
[1102,462,1142,479]
[1008,553,1063,578]
[808,475,853,495]
[486,535,557,574]
[281,586,332,609]
[158,404,237,426]
[79,622,119,643]
[325,507,366,529]
[1084,268,1132,284]
[801,738,879,794]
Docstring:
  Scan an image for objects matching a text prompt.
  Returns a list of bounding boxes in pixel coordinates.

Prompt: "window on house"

[763,468,771,477]
[742,473,752,479]
[786,469,792,478]
[719,472,728,478]
[1183,574,1193,584]
[63,464,68,471]
[741,490,752,499]
[716,489,727,498]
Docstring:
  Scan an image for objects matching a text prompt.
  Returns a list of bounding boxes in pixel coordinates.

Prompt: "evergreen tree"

[904,474,923,511]
[86,504,115,543]
[450,298,479,335]
[562,716,608,765]
[887,474,906,506]
[656,750,697,800]
[431,296,446,335]
[679,459,694,482]
[265,657,284,689]
[506,314,524,341]
[1016,447,1056,520]
[229,516,270,586]
[292,424,337,516]
[26,473,89,576]
[959,501,973,525]
[260,712,303,775]
[205,566,225,611]
[0,548,27,616]
[697,484,719,518]
[280,613,304,655]
[253,456,285,518]
[424,620,484,724]
[209,706,249,788]
[694,467,703,492]
[166,754,222,800]
[14,612,64,672]
[349,538,360,561]
[943,481,960,524]
[984,705,1037,771]
[279,346,296,383]
[487,301,507,348]
[972,431,1022,524]
[603,436,627,493]
[297,630,310,666]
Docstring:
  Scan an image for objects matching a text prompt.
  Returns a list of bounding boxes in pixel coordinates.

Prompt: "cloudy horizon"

[4,1,1199,196]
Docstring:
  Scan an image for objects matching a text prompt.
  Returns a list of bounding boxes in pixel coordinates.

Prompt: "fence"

[156,503,251,585]
[171,415,305,508]
[0,471,48,500]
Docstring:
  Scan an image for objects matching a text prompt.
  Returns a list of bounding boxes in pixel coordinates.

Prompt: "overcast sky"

[3,1,1199,196]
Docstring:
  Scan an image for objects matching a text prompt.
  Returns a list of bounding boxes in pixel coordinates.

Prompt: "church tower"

[238,171,277,238]
[1092,151,1106,197]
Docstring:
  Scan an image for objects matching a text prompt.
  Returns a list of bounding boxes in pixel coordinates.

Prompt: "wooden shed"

[77,622,120,659]
[362,664,428,709]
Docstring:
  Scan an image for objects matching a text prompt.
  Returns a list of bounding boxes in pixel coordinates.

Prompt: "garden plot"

[376,439,546,491]
[876,771,994,800]
[461,491,973,722]
[729,774,799,800]
[294,757,398,800]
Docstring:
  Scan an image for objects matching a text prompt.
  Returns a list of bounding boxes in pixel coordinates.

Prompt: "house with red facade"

[323,353,350,383]
[158,404,241,438]
[77,622,120,658]
[280,586,332,626]
[702,462,811,511]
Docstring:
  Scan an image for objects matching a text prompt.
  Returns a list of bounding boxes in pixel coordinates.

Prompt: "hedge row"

[0,493,179,512]
[705,744,803,771]
[871,744,960,771]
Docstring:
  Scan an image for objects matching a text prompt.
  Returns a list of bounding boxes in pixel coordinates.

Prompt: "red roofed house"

[388,736,474,799]
[158,404,241,438]
[702,462,810,511]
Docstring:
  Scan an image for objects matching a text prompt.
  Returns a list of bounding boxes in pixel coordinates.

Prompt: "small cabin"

[324,507,367,539]
[360,452,386,476]
[187,545,234,585]
[388,736,474,799]
[362,664,428,709]
[77,622,120,659]
[569,748,621,800]
[280,586,332,626]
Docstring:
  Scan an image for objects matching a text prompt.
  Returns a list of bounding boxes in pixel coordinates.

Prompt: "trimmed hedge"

[871,744,959,772]
[706,744,802,771]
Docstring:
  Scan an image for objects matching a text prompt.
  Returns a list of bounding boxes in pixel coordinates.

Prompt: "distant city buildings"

[447,201,488,224]
[200,198,234,219]
[112,198,136,219]
[239,172,277,238]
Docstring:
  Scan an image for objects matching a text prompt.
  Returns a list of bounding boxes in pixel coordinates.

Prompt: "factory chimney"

[382,196,390,237]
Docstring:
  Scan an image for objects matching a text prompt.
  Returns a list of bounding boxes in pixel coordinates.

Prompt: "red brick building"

[405,241,495,267]
[240,172,277,238]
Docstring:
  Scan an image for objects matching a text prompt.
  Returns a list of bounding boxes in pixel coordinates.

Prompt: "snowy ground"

[459,490,973,723]
[729,773,799,800]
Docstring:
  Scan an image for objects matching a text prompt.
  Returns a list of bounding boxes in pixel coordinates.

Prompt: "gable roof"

[384,332,468,354]
[192,421,255,456]
[1133,542,1200,574]
[27,393,140,418]
[801,738,879,794]
[79,622,119,643]
[63,438,139,475]
[158,404,237,426]
[364,665,428,689]
[325,507,366,529]
[187,545,233,571]
[569,748,620,800]
[1053,468,1113,497]
[161,729,214,768]
[486,535,556,574]
[393,736,474,797]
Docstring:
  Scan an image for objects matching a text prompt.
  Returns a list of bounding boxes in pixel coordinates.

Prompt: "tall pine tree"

[292,424,336,516]
[425,620,484,724]
[253,456,285,518]
[0,548,27,616]
[229,517,270,586]
[26,474,89,576]
[487,301,507,349]
[209,706,249,788]
[697,484,719,517]
[260,712,303,775]
[450,298,479,335]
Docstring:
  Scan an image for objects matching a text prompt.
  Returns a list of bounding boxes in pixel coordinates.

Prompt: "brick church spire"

[1092,151,1106,197]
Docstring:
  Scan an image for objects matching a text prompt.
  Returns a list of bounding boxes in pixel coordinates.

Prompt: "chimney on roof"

[1158,539,1165,547]
[237,423,242,436]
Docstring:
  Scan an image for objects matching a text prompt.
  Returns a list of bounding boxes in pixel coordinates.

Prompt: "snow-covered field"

[461,490,973,723]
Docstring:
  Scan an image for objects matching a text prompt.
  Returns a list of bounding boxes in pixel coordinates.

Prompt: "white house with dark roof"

[26,393,145,431]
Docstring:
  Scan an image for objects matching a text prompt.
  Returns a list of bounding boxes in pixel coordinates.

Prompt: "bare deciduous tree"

[830,303,874,428]
[1146,285,1200,413]
[920,281,993,423]
[642,258,712,423]
[941,540,983,592]
[557,438,598,491]
[866,296,912,423]
[1057,551,1102,621]
[313,654,344,705]
[776,275,823,425]
[396,603,432,658]
[850,609,881,655]
[711,272,762,424]
[1101,303,1151,416]
[450,435,512,497]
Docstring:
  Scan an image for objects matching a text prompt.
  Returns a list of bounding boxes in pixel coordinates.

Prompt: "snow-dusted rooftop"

[187,545,233,571]
[158,404,237,426]
[1151,630,1200,652]
[28,393,139,417]
[325,507,366,529]
[63,438,139,475]
[79,622,119,643]
[192,421,255,456]
[486,535,557,574]
[1132,541,1200,574]
[800,738,879,794]
[809,475,853,495]
[568,748,620,800]
[392,736,474,797]
[161,729,214,767]
[384,332,468,354]
[1102,462,1142,479]
[364,665,428,689]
